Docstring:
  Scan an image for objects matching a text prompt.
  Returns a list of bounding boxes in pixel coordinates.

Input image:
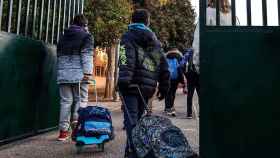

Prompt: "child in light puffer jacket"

[56,14,94,141]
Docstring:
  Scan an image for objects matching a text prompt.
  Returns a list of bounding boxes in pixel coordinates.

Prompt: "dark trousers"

[165,80,179,110]
[186,71,200,116]
[122,94,147,158]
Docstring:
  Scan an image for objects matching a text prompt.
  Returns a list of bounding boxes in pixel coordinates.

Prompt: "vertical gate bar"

[81,0,84,14]
[66,0,69,26]
[45,0,51,43]
[51,0,57,44]
[38,0,44,40]
[201,0,206,26]
[231,0,236,26]
[16,0,22,34]
[216,0,220,26]
[77,0,80,14]
[247,0,252,26]
[262,0,267,26]
[25,0,31,36]
[278,0,280,25]
[67,0,72,27]
[0,0,3,30]
[57,0,62,43]
[32,0,38,38]
[7,0,13,33]
[73,0,76,18]
[62,0,66,32]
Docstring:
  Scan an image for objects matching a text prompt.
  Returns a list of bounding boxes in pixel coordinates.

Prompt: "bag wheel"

[98,143,105,152]
[76,146,83,154]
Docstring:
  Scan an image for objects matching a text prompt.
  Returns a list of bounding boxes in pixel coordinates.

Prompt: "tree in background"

[134,0,195,52]
[84,0,195,100]
[84,0,132,99]
[84,0,132,47]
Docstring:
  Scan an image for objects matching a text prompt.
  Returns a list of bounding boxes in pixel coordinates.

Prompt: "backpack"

[167,58,179,80]
[75,106,114,139]
[132,115,198,158]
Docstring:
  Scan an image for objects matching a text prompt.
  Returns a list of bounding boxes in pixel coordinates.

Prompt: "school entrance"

[0,0,279,157]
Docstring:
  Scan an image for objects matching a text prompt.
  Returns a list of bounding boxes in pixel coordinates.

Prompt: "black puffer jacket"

[118,25,170,98]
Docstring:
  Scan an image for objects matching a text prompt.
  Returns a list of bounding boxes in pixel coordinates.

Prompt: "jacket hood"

[166,49,183,59]
[63,25,87,38]
[57,25,90,56]
[127,23,161,50]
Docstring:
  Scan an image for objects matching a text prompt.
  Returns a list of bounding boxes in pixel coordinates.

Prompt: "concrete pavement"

[0,91,199,158]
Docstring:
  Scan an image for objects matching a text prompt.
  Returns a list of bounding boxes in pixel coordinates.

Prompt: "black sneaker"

[165,108,176,117]
[124,151,128,158]
[164,108,172,116]
[124,150,135,158]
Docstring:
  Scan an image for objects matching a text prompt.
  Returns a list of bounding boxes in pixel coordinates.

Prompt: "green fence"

[0,32,59,143]
[200,0,280,157]
[0,0,84,44]
[0,0,83,144]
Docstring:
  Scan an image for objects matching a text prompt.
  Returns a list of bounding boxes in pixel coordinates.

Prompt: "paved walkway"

[0,91,199,158]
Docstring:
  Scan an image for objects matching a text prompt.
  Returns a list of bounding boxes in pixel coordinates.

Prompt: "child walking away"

[165,48,185,117]
[56,14,94,141]
[118,9,170,158]
[186,0,234,119]
[183,48,199,119]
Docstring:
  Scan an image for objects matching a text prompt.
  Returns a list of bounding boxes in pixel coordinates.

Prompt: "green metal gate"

[0,0,84,144]
[200,0,280,157]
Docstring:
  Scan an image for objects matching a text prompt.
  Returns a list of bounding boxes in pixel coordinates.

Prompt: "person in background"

[164,47,185,117]
[189,0,233,118]
[183,48,199,119]
[206,0,232,26]
[180,49,193,94]
[56,14,94,141]
[118,9,170,158]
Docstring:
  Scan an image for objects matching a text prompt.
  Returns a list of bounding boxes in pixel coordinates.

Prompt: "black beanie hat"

[131,9,150,25]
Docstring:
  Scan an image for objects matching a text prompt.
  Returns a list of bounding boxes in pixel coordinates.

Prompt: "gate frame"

[199,0,280,157]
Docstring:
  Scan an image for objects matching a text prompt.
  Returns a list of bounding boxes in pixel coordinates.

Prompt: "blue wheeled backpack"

[167,58,179,80]
[76,106,114,139]
[74,106,114,153]
[73,81,114,154]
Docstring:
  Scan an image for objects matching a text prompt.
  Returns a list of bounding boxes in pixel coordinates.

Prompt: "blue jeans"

[59,83,88,131]
[122,94,147,158]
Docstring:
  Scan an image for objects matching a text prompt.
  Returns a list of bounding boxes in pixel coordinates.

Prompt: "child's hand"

[183,88,187,94]
[182,84,187,94]
[82,74,92,81]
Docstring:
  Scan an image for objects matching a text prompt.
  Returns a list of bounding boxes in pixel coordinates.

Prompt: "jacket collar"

[128,23,152,32]
[166,49,182,57]
[69,25,87,32]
